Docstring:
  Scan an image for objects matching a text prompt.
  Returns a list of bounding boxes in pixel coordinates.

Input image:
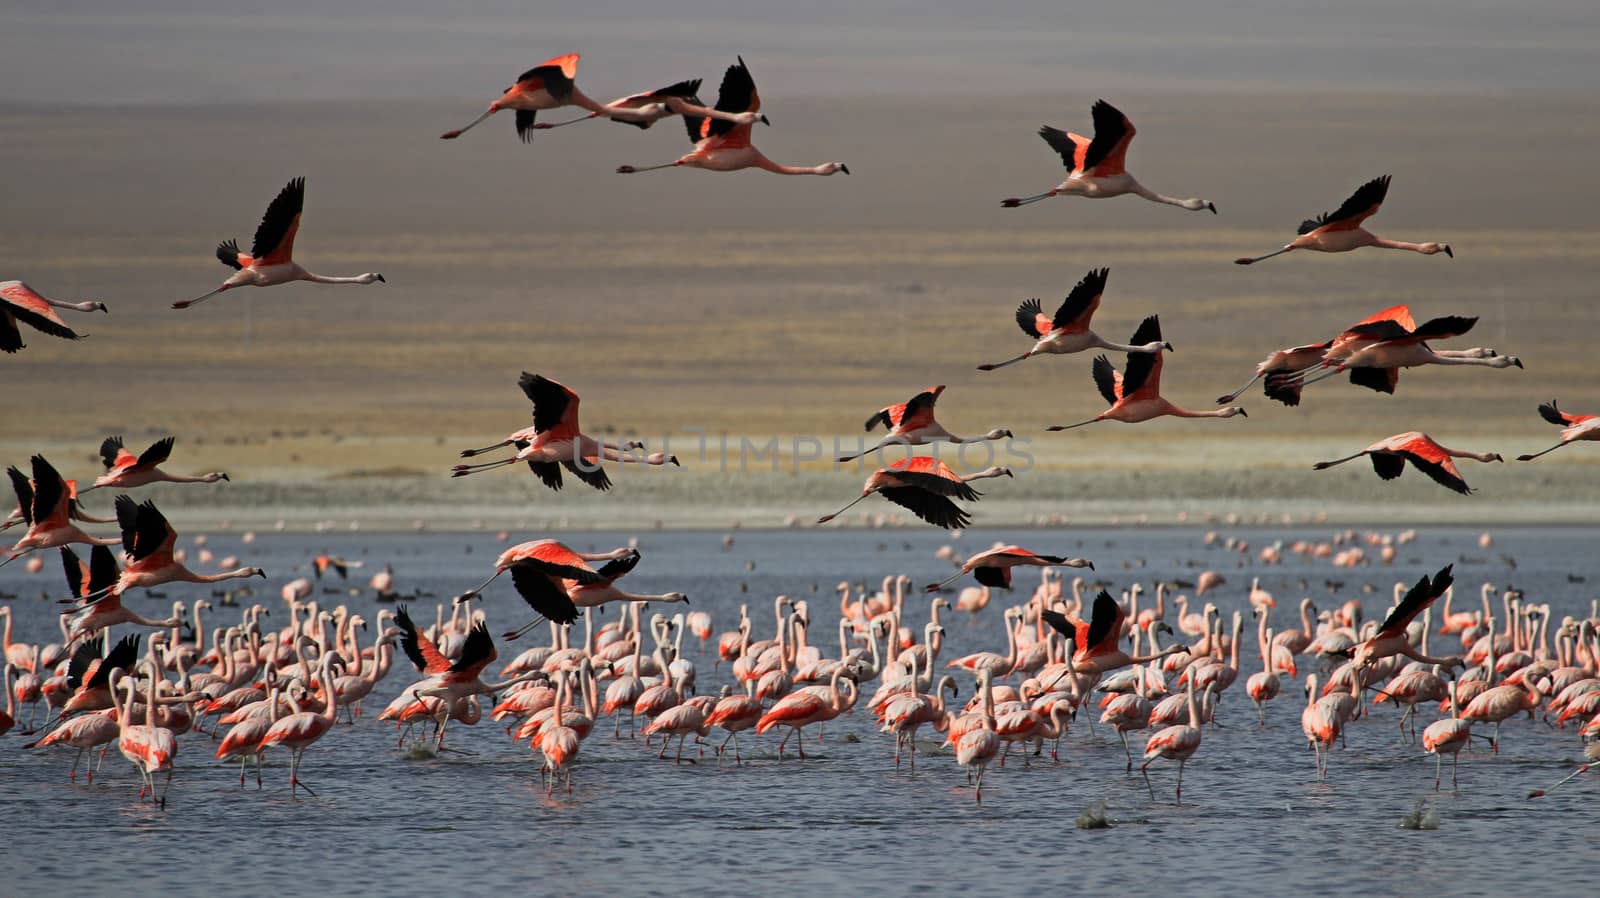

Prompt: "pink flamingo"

[976,268,1171,371]
[1518,400,1600,461]
[1001,99,1214,212]
[174,177,383,309]
[0,280,106,353]
[817,457,1012,530]
[1047,317,1246,430]
[1314,434,1503,495]
[1235,176,1450,265]
[86,436,227,491]
[838,385,1014,463]
[616,57,847,177]
[440,53,658,141]
[1142,676,1203,802]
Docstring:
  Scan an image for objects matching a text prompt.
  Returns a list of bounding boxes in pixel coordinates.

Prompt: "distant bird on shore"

[1047,316,1245,431]
[440,53,680,141]
[1,281,106,354]
[976,268,1170,371]
[817,458,1013,529]
[525,77,768,132]
[1234,175,1451,265]
[616,57,848,177]
[1312,432,1502,495]
[837,386,1013,463]
[86,436,228,492]
[174,178,385,310]
[1517,400,1600,461]
[451,373,677,490]
[1000,100,1214,213]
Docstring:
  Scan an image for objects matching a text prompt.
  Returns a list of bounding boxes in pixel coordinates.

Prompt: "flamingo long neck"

[1131,181,1201,209]
[1228,616,1243,672]
[1167,405,1235,419]
[298,272,374,285]
[753,153,830,176]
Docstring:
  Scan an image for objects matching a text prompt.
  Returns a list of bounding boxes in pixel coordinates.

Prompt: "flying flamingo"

[1218,304,1424,406]
[616,57,848,177]
[926,545,1093,593]
[1235,175,1451,265]
[838,385,1013,463]
[257,653,339,796]
[70,497,264,607]
[1141,676,1203,802]
[1313,434,1503,495]
[173,177,384,309]
[1041,591,1187,677]
[1348,565,1466,673]
[1274,313,1521,395]
[452,538,635,605]
[1000,100,1214,212]
[816,458,1012,530]
[85,436,228,491]
[976,268,1170,371]
[451,373,677,488]
[500,549,689,638]
[59,633,140,717]
[1046,317,1246,431]
[1518,400,1600,461]
[524,77,768,132]
[393,606,538,747]
[3,456,120,568]
[439,53,668,141]
[0,281,106,353]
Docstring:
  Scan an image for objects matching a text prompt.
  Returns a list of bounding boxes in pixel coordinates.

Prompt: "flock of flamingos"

[3,52,1599,808]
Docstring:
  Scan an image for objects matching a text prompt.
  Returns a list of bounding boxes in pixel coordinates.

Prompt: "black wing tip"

[1536,400,1565,426]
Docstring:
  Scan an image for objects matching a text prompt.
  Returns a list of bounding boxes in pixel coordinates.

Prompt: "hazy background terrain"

[3,2,1598,528]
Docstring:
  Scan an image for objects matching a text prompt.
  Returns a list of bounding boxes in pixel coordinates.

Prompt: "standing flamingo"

[755,668,856,759]
[86,436,228,491]
[451,373,676,487]
[1421,675,1474,790]
[439,54,669,141]
[1141,676,1203,802]
[1518,400,1600,461]
[838,385,1013,463]
[955,668,1002,801]
[1234,176,1450,265]
[3,456,120,568]
[1000,100,1214,213]
[817,458,1012,530]
[1313,434,1503,495]
[173,177,384,309]
[976,268,1170,371]
[257,654,339,796]
[616,57,847,177]
[1047,317,1246,431]
[116,665,180,806]
[0,281,106,353]
[926,545,1093,593]
[537,675,582,793]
